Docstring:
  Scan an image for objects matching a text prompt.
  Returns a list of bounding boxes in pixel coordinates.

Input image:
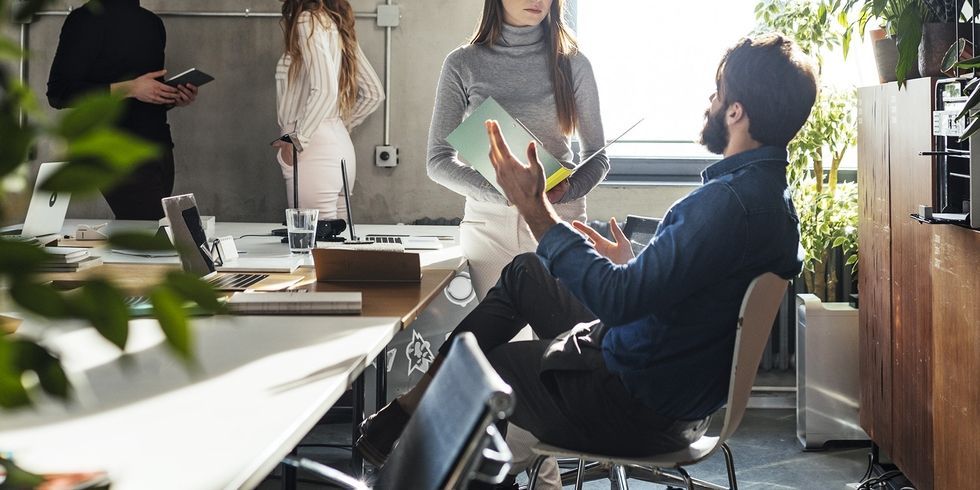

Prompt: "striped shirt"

[276,11,384,151]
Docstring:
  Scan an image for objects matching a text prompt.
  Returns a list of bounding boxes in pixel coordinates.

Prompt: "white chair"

[527,272,789,490]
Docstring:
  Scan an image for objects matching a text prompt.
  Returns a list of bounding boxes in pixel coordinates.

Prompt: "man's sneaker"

[355,400,410,467]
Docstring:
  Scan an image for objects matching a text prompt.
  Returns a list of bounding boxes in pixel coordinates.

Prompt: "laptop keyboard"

[368,235,403,244]
[207,273,270,290]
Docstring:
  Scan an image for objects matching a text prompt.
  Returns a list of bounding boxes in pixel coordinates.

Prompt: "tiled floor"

[257,407,872,489]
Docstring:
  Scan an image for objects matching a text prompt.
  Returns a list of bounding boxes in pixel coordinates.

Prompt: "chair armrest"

[470,424,513,484]
[281,456,368,490]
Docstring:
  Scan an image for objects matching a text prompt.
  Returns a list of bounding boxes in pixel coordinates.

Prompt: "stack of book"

[37,247,103,272]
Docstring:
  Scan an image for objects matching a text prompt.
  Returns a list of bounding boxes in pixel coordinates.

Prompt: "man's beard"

[699,106,729,155]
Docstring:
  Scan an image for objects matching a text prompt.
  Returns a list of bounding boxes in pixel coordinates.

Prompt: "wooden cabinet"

[858,78,980,490]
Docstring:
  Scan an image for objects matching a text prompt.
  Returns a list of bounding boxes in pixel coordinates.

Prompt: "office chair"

[527,272,790,490]
[621,214,662,256]
[282,333,515,489]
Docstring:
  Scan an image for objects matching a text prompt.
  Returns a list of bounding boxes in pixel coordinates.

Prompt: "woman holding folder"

[358,0,607,487]
[425,0,609,300]
[274,0,384,218]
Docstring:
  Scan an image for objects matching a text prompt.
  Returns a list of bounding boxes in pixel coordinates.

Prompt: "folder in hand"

[447,97,578,194]
[446,97,640,195]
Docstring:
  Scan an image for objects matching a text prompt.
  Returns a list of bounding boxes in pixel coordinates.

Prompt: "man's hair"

[716,33,817,147]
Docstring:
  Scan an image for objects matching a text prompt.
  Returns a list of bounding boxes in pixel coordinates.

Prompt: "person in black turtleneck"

[47,0,199,220]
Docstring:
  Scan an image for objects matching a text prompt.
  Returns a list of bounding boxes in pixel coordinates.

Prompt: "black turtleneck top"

[47,0,172,147]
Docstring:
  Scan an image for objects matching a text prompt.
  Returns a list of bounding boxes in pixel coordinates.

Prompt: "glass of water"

[285,208,319,253]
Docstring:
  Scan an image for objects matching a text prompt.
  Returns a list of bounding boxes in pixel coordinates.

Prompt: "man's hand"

[546,178,570,204]
[272,140,294,166]
[173,83,198,107]
[112,69,179,105]
[572,217,635,265]
[486,120,559,239]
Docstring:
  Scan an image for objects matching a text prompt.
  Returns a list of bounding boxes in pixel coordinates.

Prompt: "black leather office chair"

[282,333,515,489]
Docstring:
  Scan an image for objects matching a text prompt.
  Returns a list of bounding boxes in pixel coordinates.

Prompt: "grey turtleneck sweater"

[426,24,608,205]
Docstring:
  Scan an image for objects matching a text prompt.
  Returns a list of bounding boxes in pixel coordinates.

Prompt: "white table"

[0,221,465,489]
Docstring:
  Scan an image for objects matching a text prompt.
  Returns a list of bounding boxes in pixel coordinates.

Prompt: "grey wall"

[20,0,696,224]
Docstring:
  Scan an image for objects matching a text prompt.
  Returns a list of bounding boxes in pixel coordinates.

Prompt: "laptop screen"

[161,194,216,277]
[21,162,71,238]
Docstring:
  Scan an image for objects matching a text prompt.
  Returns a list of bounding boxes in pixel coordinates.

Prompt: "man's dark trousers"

[441,253,709,457]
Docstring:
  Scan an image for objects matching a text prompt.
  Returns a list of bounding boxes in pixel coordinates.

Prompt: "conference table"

[0,220,466,489]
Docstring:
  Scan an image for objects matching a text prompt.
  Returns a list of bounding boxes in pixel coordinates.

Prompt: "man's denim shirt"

[536,146,803,420]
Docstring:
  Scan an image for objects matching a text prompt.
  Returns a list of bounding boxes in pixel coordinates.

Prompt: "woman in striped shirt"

[275,0,384,218]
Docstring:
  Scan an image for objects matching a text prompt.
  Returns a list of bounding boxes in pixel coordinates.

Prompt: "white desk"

[0,221,465,489]
[60,220,462,269]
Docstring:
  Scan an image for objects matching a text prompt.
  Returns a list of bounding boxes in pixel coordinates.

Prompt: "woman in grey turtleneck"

[426,0,608,300]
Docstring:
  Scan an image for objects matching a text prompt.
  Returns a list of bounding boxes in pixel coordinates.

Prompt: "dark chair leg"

[574,458,585,490]
[282,448,297,490]
[350,373,365,476]
[528,455,548,489]
[721,443,738,490]
[613,464,630,490]
[678,467,694,490]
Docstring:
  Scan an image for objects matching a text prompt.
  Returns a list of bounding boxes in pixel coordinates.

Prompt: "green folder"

[446,97,573,194]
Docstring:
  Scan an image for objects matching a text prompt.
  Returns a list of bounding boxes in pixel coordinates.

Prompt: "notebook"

[446,97,642,195]
[226,291,361,315]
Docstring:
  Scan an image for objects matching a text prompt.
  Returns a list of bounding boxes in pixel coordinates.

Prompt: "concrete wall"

[18,0,695,224]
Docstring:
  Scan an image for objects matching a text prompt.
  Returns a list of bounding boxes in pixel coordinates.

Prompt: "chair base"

[531,443,738,490]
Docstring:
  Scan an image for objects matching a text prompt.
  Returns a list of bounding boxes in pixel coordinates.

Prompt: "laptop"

[0,162,71,242]
[338,160,444,250]
[161,194,303,291]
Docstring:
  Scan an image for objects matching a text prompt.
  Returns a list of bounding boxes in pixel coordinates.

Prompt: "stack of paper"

[37,247,103,272]
[226,291,362,315]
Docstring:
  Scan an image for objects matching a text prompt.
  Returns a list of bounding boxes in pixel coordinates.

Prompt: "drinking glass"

[285,208,319,253]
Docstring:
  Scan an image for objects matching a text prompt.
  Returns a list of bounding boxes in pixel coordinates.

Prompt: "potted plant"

[755,0,860,301]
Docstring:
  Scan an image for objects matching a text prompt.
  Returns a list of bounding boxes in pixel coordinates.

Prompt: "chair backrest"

[717,273,788,443]
[621,214,662,256]
[376,333,515,490]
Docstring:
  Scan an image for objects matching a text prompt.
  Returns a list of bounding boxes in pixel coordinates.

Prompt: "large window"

[572,0,877,181]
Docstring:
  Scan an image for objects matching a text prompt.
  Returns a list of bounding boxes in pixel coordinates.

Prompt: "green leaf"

[164,271,223,313]
[0,456,45,488]
[42,129,161,194]
[955,84,980,120]
[0,239,50,275]
[872,0,887,17]
[953,55,980,69]
[0,340,31,409]
[10,280,72,319]
[845,254,859,266]
[38,158,125,194]
[56,93,124,139]
[941,39,969,73]
[964,77,980,96]
[70,280,130,350]
[893,5,923,88]
[151,287,193,360]
[959,116,980,142]
[14,341,70,400]
[0,116,37,179]
[66,129,159,169]
[107,231,174,252]
[0,37,24,60]
[833,236,848,248]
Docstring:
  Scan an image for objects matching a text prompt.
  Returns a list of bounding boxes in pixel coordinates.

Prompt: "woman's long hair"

[470,0,579,135]
[282,0,360,119]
